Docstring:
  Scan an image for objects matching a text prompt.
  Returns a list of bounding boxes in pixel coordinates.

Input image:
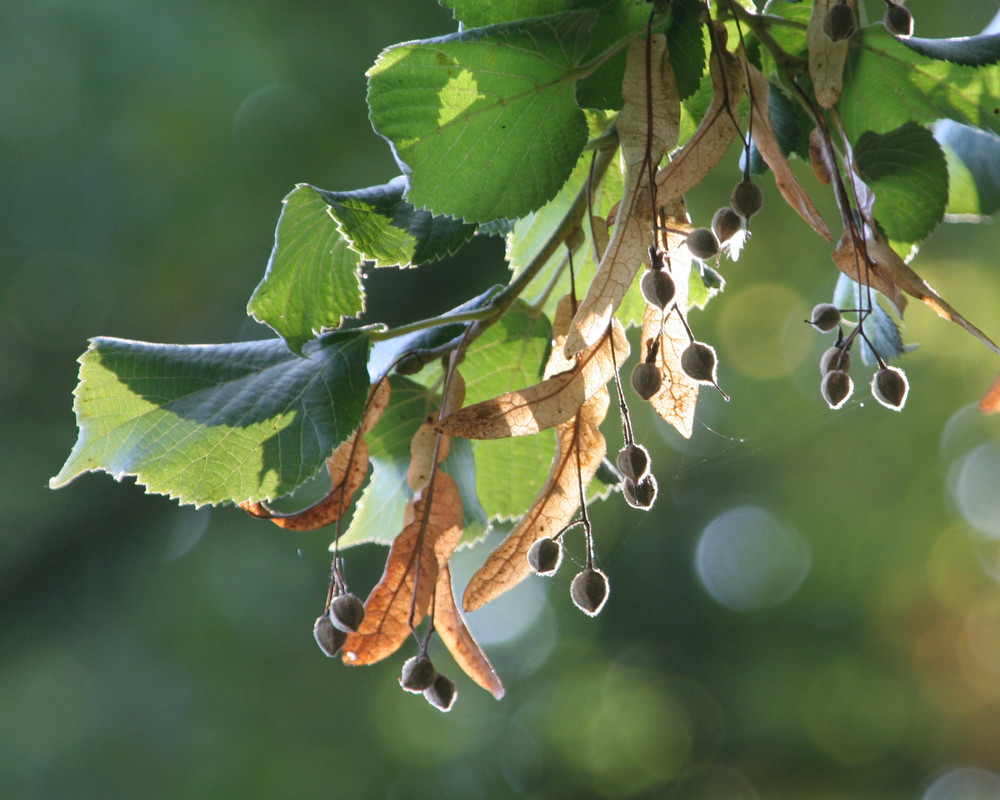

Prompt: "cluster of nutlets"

[527,528,611,616]
[313,590,459,710]
[809,303,910,411]
[822,0,913,42]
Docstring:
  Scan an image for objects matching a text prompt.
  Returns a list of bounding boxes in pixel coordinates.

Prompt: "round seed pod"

[822,2,856,42]
[400,655,437,693]
[819,345,852,376]
[616,442,650,483]
[623,474,658,510]
[681,341,719,385]
[821,369,853,410]
[329,592,365,633]
[686,227,720,260]
[527,536,563,576]
[424,673,457,712]
[730,180,764,220]
[871,366,909,410]
[640,269,675,310]
[711,206,742,243]
[570,567,610,617]
[810,303,842,332]
[883,3,913,37]
[631,362,662,400]
[313,613,348,658]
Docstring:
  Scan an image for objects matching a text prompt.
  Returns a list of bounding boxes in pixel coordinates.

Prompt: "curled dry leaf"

[745,64,832,242]
[433,564,505,699]
[436,296,627,439]
[641,199,699,439]
[808,0,856,109]
[463,296,610,612]
[343,377,465,666]
[239,380,391,530]
[654,22,745,212]
[564,34,680,357]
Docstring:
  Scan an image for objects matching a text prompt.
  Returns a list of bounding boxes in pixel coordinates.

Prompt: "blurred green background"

[5,1,1000,798]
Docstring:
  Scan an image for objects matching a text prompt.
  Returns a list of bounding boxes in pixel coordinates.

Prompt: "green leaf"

[50,332,372,507]
[247,185,365,355]
[441,0,570,28]
[338,377,487,549]
[901,33,1000,68]
[853,122,949,244]
[665,0,707,102]
[936,120,1000,216]
[458,302,556,520]
[318,177,477,268]
[366,12,597,222]
[839,27,1000,142]
[745,82,805,175]
[506,145,647,328]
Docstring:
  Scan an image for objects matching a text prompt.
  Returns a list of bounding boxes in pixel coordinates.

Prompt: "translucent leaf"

[342,471,465,666]
[240,380,391,529]
[51,332,371,507]
[807,0,855,109]
[338,377,487,549]
[566,33,681,356]
[437,298,628,439]
[456,304,557,520]
[366,12,598,222]
[745,64,832,241]
[840,27,1000,142]
[433,564,505,699]
[853,122,949,244]
[463,298,610,611]
[319,177,477,268]
[247,185,364,355]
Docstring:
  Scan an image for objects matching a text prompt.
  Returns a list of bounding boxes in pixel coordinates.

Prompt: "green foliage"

[51,0,1000,715]
[51,332,371,506]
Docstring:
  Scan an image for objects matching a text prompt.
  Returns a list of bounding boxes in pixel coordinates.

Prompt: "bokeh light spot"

[949,443,1000,539]
[695,506,809,612]
[717,284,811,379]
[922,766,1000,800]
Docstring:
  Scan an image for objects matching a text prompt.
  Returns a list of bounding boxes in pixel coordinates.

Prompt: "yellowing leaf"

[746,64,832,242]
[436,296,627,439]
[564,34,680,357]
[807,0,855,109]
[640,198,699,438]
[464,294,610,611]
[239,380,391,530]
[433,564,505,699]
[654,22,745,211]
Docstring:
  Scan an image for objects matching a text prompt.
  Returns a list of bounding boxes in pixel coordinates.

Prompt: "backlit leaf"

[433,564,505,699]
[746,64,832,241]
[566,34,681,356]
[437,296,627,439]
[50,332,371,507]
[240,380,391,529]
[463,298,610,611]
[319,177,477,268]
[807,0,855,109]
[247,185,365,354]
[366,12,597,222]
[839,27,1000,142]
